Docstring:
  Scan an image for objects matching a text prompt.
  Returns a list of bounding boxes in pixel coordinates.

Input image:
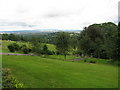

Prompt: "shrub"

[12,43,20,51]
[20,44,31,54]
[41,45,53,55]
[52,51,55,55]
[84,60,87,62]
[56,51,62,55]
[2,68,23,88]
[7,43,20,52]
[73,50,84,56]
[22,47,29,54]
[47,50,53,55]
[20,44,27,49]
[8,44,15,52]
[89,61,96,63]
[28,48,32,52]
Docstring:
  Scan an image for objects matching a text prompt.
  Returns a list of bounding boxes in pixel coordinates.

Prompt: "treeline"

[2,22,119,61]
[77,22,119,61]
[1,33,59,44]
[2,33,24,41]
[54,22,119,61]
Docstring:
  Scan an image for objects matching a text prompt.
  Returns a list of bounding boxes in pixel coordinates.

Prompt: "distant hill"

[0,29,80,34]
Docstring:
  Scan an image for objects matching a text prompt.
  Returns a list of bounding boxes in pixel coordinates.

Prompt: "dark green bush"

[2,68,23,88]
[7,43,20,52]
[84,60,87,62]
[12,43,20,51]
[52,51,55,55]
[56,51,62,55]
[89,61,96,63]
[20,44,27,49]
[8,45,15,52]
[22,47,29,54]
[28,48,32,52]
[73,50,84,56]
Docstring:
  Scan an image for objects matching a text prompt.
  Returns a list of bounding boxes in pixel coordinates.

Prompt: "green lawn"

[2,55,118,88]
[47,55,81,60]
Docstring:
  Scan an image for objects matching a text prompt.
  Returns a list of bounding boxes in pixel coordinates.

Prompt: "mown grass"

[2,55,118,88]
[46,55,81,60]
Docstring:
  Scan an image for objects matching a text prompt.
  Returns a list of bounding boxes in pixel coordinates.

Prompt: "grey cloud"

[44,12,71,18]
[0,21,36,27]
[45,14,62,18]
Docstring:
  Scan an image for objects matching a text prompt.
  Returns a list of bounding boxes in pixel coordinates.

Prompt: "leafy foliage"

[2,68,23,88]
[7,43,20,52]
[78,22,118,60]
[55,32,70,59]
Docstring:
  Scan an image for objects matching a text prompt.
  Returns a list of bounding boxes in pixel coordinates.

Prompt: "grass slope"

[3,55,118,88]
[1,40,56,53]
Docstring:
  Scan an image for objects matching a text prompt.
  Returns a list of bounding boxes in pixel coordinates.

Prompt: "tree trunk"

[64,54,66,60]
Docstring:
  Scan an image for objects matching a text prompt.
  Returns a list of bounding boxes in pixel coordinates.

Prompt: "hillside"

[1,40,56,53]
[3,55,118,88]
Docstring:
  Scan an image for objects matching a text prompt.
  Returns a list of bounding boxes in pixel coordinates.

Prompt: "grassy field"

[46,55,81,60]
[1,40,56,53]
[2,55,118,88]
[1,40,31,53]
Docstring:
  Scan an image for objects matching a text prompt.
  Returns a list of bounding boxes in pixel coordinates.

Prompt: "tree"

[78,34,94,56]
[43,45,48,51]
[93,37,103,58]
[78,22,118,59]
[42,45,49,55]
[8,34,16,41]
[2,34,9,40]
[12,43,20,51]
[70,35,78,50]
[8,44,15,52]
[117,22,120,61]
[30,36,42,54]
[55,32,70,59]
[7,43,20,52]
[101,22,118,60]
[22,47,29,54]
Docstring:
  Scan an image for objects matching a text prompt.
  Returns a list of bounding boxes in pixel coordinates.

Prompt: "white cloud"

[0,0,119,31]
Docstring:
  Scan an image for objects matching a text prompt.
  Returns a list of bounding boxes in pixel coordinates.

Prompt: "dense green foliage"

[3,55,118,88]
[55,32,70,59]
[1,40,56,54]
[78,22,118,61]
[2,68,24,88]
[7,43,20,52]
[117,22,120,61]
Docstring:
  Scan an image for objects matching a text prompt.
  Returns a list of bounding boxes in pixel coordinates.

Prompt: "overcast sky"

[0,0,119,31]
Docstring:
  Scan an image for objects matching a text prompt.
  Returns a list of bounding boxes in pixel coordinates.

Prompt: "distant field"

[3,55,118,88]
[42,43,56,51]
[1,40,31,53]
[1,40,56,53]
